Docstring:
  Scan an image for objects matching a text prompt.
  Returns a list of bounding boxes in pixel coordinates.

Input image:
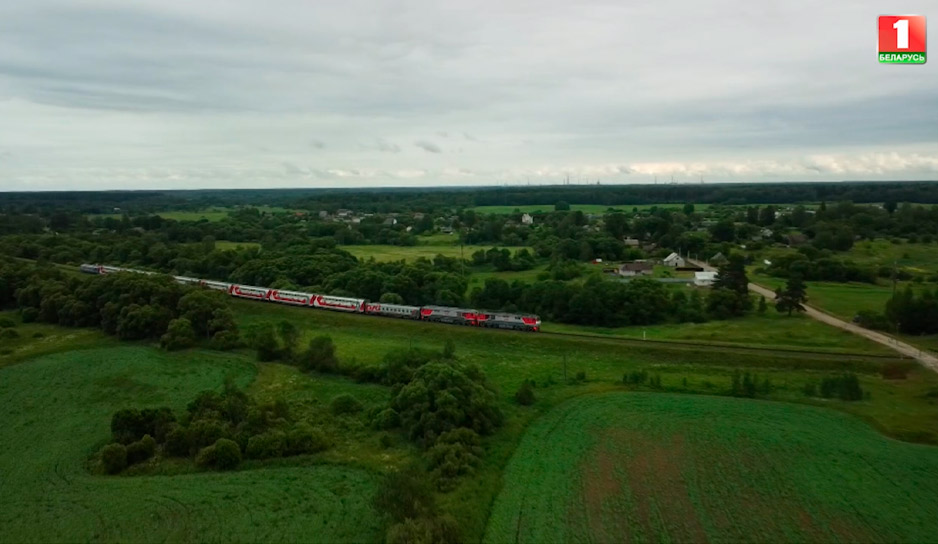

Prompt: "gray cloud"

[414,140,442,153]
[0,0,936,190]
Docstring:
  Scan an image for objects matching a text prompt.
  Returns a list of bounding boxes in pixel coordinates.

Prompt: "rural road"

[687,259,938,373]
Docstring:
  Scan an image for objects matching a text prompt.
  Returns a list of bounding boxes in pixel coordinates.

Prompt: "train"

[79,264,541,332]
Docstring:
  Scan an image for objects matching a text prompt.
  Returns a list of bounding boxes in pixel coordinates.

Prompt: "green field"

[848,239,938,272]
[545,312,893,355]
[340,244,531,262]
[485,392,938,543]
[0,346,382,543]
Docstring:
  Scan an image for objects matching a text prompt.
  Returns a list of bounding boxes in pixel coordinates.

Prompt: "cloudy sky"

[0,0,936,191]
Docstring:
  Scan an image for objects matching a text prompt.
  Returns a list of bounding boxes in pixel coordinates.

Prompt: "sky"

[0,0,936,191]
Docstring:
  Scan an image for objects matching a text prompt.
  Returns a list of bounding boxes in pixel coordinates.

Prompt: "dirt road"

[688,259,938,373]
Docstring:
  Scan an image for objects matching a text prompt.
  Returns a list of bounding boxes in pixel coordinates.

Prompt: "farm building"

[521,213,534,225]
[663,252,685,267]
[623,237,640,247]
[618,262,654,277]
[710,252,728,266]
[694,271,718,287]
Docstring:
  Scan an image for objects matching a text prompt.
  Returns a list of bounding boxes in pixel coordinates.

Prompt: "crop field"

[0,346,382,543]
[485,393,938,544]
[339,244,531,262]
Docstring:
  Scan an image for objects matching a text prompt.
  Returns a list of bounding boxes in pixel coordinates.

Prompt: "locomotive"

[80,264,541,332]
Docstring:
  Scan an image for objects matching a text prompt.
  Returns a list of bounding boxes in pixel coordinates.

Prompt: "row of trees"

[1,261,240,347]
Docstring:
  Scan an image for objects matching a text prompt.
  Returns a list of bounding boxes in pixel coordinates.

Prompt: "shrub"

[126,434,156,464]
[515,381,535,406]
[391,362,503,447]
[442,338,456,359]
[195,444,216,467]
[819,373,864,401]
[575,371,586,382]
[299,335,338,373]
[111,408,144,444]
[213,438,241,470]
[164,426,191,457]
[160,318,196,350]
[101,443,127,474]
[331,394,363,416]
[20,307,38,323]
[0,328,19,339]
[372,408,401,430]
[386,515,461,544]
[210,329,241,351]
[426,429,484,491]
[379,433,394,449]
[245,431,286,459]
[188,419,227,450]
[285,424,330,456]
[32,332,44,338]
[0,317,15,328]
[373,468,436,522]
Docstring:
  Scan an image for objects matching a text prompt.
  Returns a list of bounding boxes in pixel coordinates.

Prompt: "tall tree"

[775,274,808,316]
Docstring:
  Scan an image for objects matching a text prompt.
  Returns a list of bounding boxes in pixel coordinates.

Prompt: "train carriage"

[364,302,421,319]
[269,290,314,306]
[230,284,270,300]
[201,280,232,292]
[79,264,101,274]
[420,306,479,326]
[311,294,365,313]
[173,276,201,286]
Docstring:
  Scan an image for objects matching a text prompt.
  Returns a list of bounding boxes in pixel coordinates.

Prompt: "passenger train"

[80,264,541,332]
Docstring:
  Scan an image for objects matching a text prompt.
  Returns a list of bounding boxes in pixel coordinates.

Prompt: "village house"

[623,237,640,248]
[663,252,685,267]
[618,262,654,277]
[382,217,398,226]
[521,213,534,225]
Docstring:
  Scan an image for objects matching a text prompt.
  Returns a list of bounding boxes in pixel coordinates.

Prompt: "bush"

[300,335,338,373]
[210,329,241,351]
[0,317,15,328]
[285,424,330,456]
[331,394,363,416]
[213,438,241,470]
[819,373,864,401]
[188,419,227,449]
[391,362,503,447]
[515,380,535,406]
[426,429,484,491]
[386,515,461,544]
[160,318,196,350]
[575,371,586,382]
[195,444,216,467]
[101,443,127,474]
[245,431,286,459]
[126,434,156,464]
[32,332,44,338]
[372,408,401,430]
[373,468,436,522]
[0,328,19,339]
[20,307,38,323]
[164,426,191,457]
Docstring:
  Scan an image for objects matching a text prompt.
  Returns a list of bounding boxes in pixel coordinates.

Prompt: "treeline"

[6,182,938,217]
[0,261,240,347]
[96,384,329,474]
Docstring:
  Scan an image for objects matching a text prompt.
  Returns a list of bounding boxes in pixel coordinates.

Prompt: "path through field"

[689,258,938,373]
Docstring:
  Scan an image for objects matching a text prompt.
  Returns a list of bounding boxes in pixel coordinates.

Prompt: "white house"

[521,213,534,225]
[694,271,718,287]
[663,252,685,267]
[623,237,640,248]
[618,262,654,277]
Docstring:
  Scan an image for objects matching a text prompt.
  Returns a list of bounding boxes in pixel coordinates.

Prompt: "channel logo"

[878,15,926,64]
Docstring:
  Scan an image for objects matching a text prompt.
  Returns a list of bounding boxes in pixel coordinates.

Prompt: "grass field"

[0,346,382,543]
[545,312,893,355]
[340,244,531,262]
[485,392,938,543]
[848,239,938,272]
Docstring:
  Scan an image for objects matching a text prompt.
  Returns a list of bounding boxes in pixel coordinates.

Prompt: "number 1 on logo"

[893,19,909,49]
